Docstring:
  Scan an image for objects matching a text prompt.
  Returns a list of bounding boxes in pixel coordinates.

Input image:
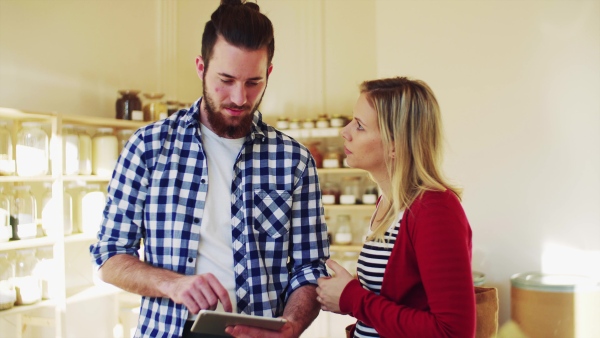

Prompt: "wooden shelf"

[0,175,54,183]
[0,237,55,252]
[0,299,55,316]
[61,115,148,129]
[283,127,341,139]
[0,107,56,121]
[330,244,362,252]
[324,204,375,211]
[62,175,110,182]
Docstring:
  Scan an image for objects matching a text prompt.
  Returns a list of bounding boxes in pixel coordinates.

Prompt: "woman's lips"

[344,146,352,155]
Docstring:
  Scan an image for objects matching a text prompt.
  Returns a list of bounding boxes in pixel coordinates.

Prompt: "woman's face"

[341,93,387,175]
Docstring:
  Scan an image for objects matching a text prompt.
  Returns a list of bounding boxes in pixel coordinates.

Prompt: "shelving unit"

[0,107,146,338]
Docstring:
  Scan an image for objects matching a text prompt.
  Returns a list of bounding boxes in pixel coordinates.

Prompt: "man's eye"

[247,82,259,87]
[221,79,233,84]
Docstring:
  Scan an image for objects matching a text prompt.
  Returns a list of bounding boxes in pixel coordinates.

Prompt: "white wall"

[1,0,599,329]
[375,0,600,324]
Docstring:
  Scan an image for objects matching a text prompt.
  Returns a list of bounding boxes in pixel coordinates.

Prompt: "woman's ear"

[388,143,395,159]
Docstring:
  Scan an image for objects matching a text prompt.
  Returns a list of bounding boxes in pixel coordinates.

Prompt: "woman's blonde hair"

[361,77,462,241]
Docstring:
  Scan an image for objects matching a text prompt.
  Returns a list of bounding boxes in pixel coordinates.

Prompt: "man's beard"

[202,77,266,139]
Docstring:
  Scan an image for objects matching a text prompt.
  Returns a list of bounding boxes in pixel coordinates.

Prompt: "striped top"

[354,211,403,338]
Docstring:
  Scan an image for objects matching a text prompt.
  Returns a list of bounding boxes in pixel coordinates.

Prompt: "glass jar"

[362,184,379,205]
[92,128,118,177]
[321,182,340,205]
[0,187,11,242]
[13,185,37,240]
[116,90,142,121]
[75,127,92,175]
[302,119,315,129]
[334,215,353,245]
[167,100,180,116]
[34,246,55,300]
[330,115,349,128]
[315,115,330,129]
[276,117,289,130]
[16,122,49,176]
[117,129,135,152]
[62,124,79,175]
[143,93,168,121]
[340,176,361,205]
[81,184,106,235]
[288,119,301,130]
[323,146,342,169]
[14,249,41,305]
[41,183,73,237]
[0,252,16,310]
[0,121,15,175]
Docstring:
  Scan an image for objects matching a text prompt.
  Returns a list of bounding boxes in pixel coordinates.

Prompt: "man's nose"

[230,84,247,107]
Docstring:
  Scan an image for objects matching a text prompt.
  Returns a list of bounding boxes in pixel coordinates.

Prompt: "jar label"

[131,110,144,121]
[17,221,37,239]
[334,233,353,245]
[362,194,377,205]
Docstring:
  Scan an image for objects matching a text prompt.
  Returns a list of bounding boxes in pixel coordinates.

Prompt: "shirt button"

[201,179,206,183]
[188,257,194,263]
[194,218,200,223]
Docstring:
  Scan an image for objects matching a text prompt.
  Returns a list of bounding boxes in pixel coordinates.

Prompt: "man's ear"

[267,63,273,78]
[195,56,205,79]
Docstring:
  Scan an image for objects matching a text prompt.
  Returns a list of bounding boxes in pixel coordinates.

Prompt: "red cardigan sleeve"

[339,190,476,338]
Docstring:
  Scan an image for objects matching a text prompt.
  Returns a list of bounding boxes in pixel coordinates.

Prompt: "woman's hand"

[316,259,354,314]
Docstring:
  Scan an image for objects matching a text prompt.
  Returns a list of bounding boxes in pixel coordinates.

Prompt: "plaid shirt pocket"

[253,189,292,239]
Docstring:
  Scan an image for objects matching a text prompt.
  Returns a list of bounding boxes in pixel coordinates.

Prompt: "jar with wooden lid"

[323,146,342,169]
[143,93,168,121]
[116,90,142,120]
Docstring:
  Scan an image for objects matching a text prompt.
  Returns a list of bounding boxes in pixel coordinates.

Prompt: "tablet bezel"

[190,310,287,336]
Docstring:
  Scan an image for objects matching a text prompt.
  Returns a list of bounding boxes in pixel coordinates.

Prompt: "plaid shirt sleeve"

[90,128,148,267]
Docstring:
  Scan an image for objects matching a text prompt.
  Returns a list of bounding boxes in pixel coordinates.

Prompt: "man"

[89,1,329,337]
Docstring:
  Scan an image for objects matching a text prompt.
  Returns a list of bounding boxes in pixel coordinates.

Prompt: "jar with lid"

[12,185,38,240]
[34,246,55,300]
[302,119,315,129]
[340,176,362,205]
[117,129,135,152]
[75,127,92,175]
[16,122,49,176]
[323,146,342,169]
[0,121,15,175]
[276,117,289,130]
[321,182,340,205]
[116,90,142,121]
[41,183,73,237]
[81,184,106,235]
[315,115,330,129]
[13,249,41,305]
[0,252,16,310]
[330,115,349,128]
[62,124,79,175]
[362,183,379,205]
[0,186,11,242]
[288,119,301,130]
[334,215,353,245]
[143,93,168,121]
[92,128,118,177]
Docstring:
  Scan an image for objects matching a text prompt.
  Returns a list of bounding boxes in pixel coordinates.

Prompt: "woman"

[316,77,476,338]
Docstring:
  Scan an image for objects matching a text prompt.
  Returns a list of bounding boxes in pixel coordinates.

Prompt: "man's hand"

[161,273,232,314]
[316,259,353,314]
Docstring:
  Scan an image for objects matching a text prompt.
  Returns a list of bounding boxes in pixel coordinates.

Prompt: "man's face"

[196,35,273,138]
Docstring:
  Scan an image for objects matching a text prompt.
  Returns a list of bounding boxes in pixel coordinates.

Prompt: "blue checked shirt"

[90,100,330,338]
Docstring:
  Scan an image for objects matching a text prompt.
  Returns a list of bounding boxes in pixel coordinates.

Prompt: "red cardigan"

[339,190,476,338]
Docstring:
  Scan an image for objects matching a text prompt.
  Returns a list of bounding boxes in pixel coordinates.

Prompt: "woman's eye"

[356,121,364,130]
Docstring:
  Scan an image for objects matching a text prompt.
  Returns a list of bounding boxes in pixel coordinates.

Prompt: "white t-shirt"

[190,123,244,318]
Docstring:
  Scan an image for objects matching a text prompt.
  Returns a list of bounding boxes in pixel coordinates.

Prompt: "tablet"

[190,310,287,336]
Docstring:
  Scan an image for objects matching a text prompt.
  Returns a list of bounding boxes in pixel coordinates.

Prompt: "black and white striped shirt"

[354,212,403,338]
